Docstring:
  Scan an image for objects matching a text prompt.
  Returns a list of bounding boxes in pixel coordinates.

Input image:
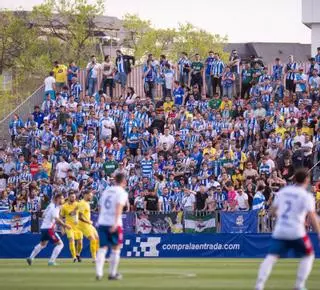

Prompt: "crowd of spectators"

[1,47,320,215]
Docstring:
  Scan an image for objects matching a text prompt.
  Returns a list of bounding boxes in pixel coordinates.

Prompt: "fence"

[77,62,312,98]
[0,85,45,144]
[77,65,167,98]
[1,210,319,259]
[28,209,310,235]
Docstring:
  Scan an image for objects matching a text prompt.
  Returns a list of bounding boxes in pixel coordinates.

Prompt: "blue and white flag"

[0,212,31,234]
[220,210,258,234]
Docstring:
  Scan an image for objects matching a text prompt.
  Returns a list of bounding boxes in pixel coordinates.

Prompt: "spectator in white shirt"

[99,110,115,140]
[86,55,101,96]
[294,68,308,94]
[254,102,267,119]
[181,189,196,212]
[294,128,306,145]
[236,188,249,211]
[55,155,70,180]
[303,135,313,157]
[44,71,56,100]
[302,134,313,168]
[159,127,175,150]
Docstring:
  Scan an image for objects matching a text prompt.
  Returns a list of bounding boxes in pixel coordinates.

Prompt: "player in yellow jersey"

[78,190,99,262]
[61,191,83,263]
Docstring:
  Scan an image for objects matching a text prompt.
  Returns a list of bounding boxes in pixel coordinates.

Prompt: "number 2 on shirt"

[281,200,292,220]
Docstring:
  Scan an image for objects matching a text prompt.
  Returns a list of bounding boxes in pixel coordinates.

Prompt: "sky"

[0,0,311,43]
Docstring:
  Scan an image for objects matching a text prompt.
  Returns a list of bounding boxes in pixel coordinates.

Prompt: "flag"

[135,212,183,234]
[0,212,31,234]
[220,210,258,233]
[184,212,216,233]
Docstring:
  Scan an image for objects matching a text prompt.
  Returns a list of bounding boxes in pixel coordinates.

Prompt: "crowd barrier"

[6,210,313,235]
[29,210,261,234]
[0,233,319,259]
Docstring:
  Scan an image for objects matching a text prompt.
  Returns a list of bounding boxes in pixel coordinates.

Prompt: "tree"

[172,23,228,62]
[0,10,39,74]
[122,14,153,60]
[32,0,104,63]
[122,14,228,63]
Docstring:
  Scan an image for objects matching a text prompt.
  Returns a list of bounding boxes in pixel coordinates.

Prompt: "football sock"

[30,243,46,259]
[90,239,97,260]
[49,242,64,263]
[69,240,76,259]
[96,248,107,277]
[109,249,121,277]
[95,239,100,254]
[76,240,83,256]
[295,254,314,289]
[255,255,278,290]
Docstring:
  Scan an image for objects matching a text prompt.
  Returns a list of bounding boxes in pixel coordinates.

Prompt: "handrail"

[0,85,44,124]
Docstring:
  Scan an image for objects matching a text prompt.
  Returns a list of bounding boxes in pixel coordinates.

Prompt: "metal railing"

[0,85,44,143]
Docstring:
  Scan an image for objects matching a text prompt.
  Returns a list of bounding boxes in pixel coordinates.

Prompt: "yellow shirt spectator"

[42,160,52,177]
[220,100,232,111]
[53,64,67,84]
[275,127,286,139]
[163,101,174,113]
[301,126,313,136]
[203,147,216,160]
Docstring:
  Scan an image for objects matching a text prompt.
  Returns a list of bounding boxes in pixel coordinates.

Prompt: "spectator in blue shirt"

[0,190,10,212]
[315,47,320,70]
[67,61,79,88]
[178,52,191,86]
[34,165,49,181]
[173,81,185,107]
[32,106,45,128]
[127,126,140,156]
[143,59,157,101]
[205,51,215,97]
[272,58,283,81]
[222,66,235,98]
[9,114,24,145]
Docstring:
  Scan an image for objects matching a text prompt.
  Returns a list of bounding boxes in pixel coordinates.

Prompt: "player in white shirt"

[95,173,128,281]
[27,193,71,266]
[255,169,320,290]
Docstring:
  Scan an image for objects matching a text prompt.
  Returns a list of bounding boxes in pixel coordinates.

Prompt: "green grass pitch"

[0,259,319,290]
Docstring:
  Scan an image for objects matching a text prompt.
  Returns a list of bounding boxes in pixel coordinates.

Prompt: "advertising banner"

[1,233,320,258]
[220,210,258,233]
[135,212,183,234]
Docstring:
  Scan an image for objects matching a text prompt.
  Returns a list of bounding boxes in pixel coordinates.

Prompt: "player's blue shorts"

[269,235,314,257]
[40,229,61,244]
[98,226,123,247]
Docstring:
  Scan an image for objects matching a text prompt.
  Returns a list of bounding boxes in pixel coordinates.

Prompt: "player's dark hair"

[294,168,309,184]
[83,190,91,196]
[114,173,125,184]
[68,190,76,196]
[54,193,64,200]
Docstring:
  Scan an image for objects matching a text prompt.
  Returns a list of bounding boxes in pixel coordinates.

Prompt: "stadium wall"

[0,233,319,259]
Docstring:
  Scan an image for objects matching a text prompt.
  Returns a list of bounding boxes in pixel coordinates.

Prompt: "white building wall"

[311,23,320,54]
[302,0,320,55]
